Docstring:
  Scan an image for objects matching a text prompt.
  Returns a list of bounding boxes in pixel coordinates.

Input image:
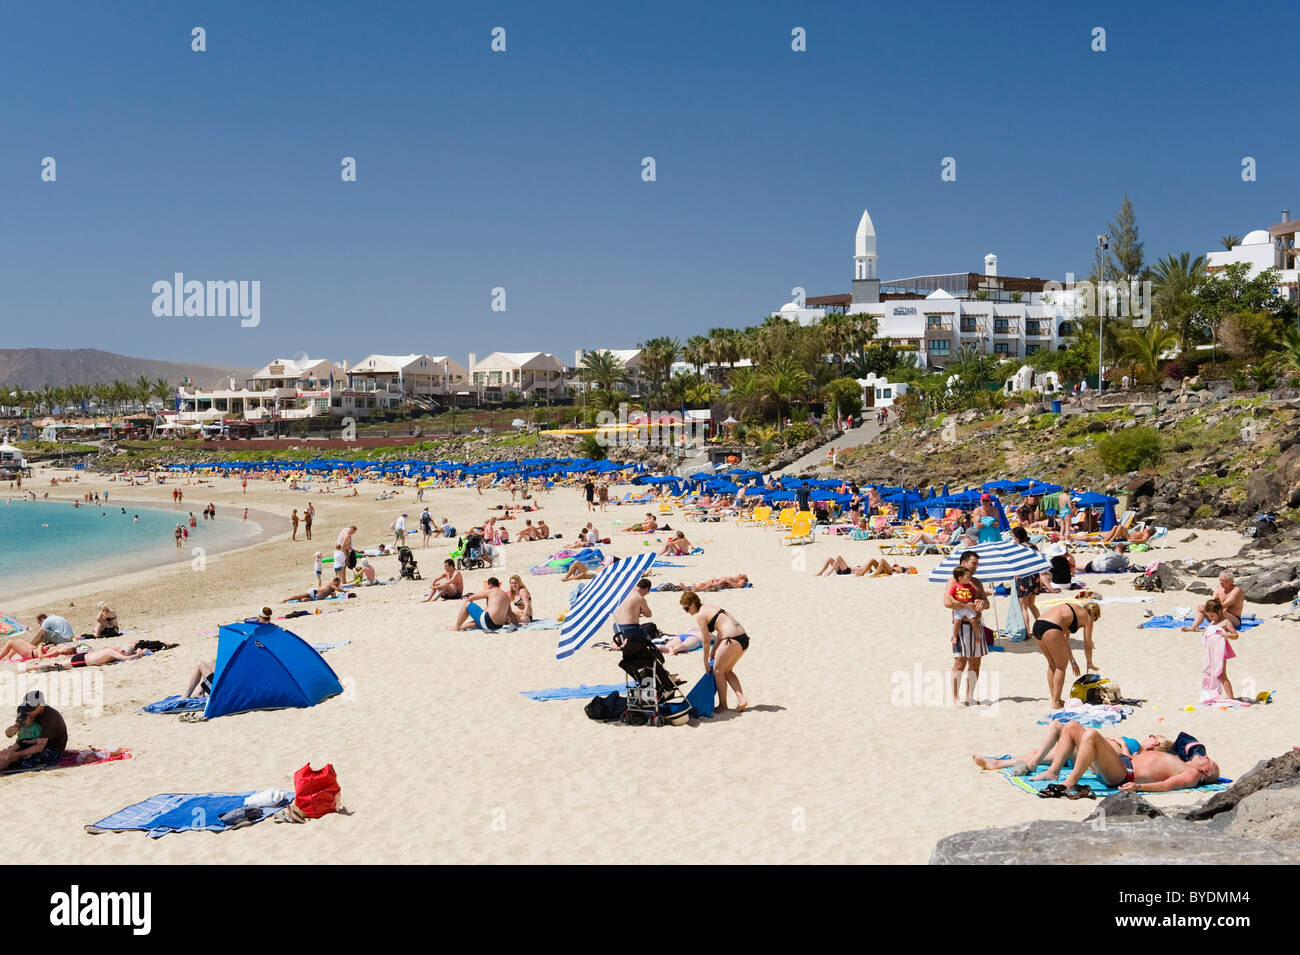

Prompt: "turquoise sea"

[0,498,261,599]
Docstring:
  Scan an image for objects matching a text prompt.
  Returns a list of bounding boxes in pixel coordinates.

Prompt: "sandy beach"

[3,466,1297,864]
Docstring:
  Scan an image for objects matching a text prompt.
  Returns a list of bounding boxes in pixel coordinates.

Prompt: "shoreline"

[6,495,290,610]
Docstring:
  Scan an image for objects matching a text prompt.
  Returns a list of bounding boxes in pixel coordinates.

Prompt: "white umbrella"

[927,539,1049,583]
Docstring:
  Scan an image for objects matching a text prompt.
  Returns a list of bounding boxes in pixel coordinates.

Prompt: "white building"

[1205,212,1300,304]
[350,354,470,409]
[572,349,647,394]
[787,209,1076,369]
[468,352,567,401]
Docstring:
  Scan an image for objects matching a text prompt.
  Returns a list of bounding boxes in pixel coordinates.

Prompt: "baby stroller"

[616,625,692,726]
[454,533,489,571]
[397,546,421,581]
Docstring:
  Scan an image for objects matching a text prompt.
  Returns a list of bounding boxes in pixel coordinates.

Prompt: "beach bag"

[1090,683,1122,705]
[584,692,626,722]
[293,763,341,818]
[1132,571,1162,593]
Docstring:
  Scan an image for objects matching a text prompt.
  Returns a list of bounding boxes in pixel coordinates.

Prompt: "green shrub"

[1096,427,1163,472]
[576,434,606,461]
[1194,504,1214,520]
[781,422,818,448]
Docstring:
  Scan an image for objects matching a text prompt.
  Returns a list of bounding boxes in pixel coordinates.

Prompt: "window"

[960,317,978,333]
[927,315,944,328]
[1025,320,1041,336]
[994,342,1011,356]
[994,318,1009,334]
[1059,321,1074,337]
[1025,344,1040,356]
[928,339,951,355]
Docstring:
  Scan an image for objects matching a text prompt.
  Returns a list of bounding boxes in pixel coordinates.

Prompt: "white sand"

[3,468,1296,863]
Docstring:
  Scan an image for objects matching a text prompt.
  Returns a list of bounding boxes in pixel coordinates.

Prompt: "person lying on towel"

[282,580,346,603]
[1038,723,1219,798]
[447,577,513,632]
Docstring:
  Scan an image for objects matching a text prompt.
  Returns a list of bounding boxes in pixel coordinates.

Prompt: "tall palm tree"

[681,335,710,377]
[724,365,759,420]
[636,337,680,402]
[819,313,855,377]
[759,356,810,429]
[1119,321,1179,384]
[1220,234,1241,250]
[134,375,152,413]
[579,350,627,392]
[1150,252,1206,346]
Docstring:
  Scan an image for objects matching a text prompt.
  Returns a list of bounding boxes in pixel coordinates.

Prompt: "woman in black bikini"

[680,591,749,712]
[1031,600,1100,709]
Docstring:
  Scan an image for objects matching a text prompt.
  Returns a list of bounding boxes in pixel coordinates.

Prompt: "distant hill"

[0,349,249,390]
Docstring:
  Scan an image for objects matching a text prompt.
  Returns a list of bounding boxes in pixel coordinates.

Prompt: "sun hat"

[1045,542,1068,558]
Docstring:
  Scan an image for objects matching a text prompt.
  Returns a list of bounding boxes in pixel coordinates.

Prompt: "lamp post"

[1096,234,1110,393]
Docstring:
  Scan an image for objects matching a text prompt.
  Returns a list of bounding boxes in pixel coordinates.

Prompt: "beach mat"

[85,790,290,838]
[1140,614,1262,630]
[500,618,561,632]
[521,683,625,702]
[997,763,1229,798]
[1038,703,1134,728]
[1,747,133,776]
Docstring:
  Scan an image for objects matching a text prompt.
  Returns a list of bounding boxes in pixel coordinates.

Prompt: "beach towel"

[1038,701,1133,728]
[1,747,133,776]
[310,641,351,653]
[520,683,626,701]
[997,764,1229,798]
[0,612,28,637]
[1140,614,1261,630]
[139,695,207,714]
[85,789,292,838]
[500,618,560,631]
[684,671,716,718]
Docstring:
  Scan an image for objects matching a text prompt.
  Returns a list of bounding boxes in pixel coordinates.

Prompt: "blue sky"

[2,0,1297,369]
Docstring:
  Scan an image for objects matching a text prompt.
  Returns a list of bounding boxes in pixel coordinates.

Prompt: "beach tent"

[556,551,657,660]
[205,623,343,719]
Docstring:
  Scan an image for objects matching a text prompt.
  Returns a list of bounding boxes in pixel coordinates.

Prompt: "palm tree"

[134,375,152,413]
[685,382,721,406]
[1220,235,1241,250]
[636,337,679,402]
[1150,252,1206,346]
[759,356,810,429]
[819,313,855,377]
[681,335,710,377]
[1119,321,1179,384]
[580,350,627,392]
[1273,326,1300,379]
[724,365,759,420]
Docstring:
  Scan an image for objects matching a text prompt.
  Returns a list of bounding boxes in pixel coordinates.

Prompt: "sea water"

[0,498,260,599]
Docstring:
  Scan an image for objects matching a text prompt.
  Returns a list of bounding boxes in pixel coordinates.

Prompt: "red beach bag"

[293,763,341,818]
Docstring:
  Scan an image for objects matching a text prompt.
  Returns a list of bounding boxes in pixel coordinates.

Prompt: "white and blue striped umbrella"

[556,551,657,659]
[927,539,1050,584]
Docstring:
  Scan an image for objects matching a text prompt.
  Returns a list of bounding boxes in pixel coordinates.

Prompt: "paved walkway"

[781,419,884,474]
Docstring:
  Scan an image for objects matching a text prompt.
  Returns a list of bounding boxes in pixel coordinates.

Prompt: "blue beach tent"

[205,623,343,719]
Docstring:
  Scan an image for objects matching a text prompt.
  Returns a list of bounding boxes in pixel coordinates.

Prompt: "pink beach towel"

[1199,625,1237,703]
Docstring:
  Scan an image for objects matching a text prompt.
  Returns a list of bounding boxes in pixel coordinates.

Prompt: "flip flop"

[1065,785,1095,800]
[1037,784,1067,799]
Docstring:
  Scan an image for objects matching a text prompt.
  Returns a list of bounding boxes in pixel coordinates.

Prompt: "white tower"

[852,209,881,303]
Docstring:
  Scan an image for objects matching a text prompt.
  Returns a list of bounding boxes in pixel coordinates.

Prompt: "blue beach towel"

[996,763,1230,798]
[138,695,207,714]
[1140,615,1262,631]
[86,791,292,838]
[520,683,625,702]
[685,671,716,718]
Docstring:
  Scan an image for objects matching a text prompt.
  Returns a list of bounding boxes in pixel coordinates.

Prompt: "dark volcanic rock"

[1085,792,1166,822]
[1239,566,1300,604]
[1184,750,1300,821]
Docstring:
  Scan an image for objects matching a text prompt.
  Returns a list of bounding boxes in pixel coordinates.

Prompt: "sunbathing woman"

[857,558,917,577]
[1031,600,1100,709]
[1102,523,1153,544]
[622,513,659,533]
[508,575,533,624]
[657,631,703,655]
[561,560,597,582]
[282,579,345,603]
[93,602,121,638]
[0,637,52,662]
[680,591,750,712]
[685,573,748,592]
[28,644,148,671]
[816,555,867,577]
[973,726,1174,777]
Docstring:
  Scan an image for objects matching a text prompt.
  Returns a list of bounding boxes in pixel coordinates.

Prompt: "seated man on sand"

[282,579,345,602]
[422,559,465,602]
[622,513,659,533]
[447,577,512,632]
[659,531,691,556]
[185,660,217,698]
[517,520,544,542]
[1083,542,1130,573]
[1189,572,1245,629]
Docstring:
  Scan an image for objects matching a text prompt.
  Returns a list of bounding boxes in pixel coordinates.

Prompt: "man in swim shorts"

[1188,572,1245,629]
[612,578,654,644]
[448,577,511,631]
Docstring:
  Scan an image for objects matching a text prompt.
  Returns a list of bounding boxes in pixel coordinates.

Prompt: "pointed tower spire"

[852,208,880,303]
